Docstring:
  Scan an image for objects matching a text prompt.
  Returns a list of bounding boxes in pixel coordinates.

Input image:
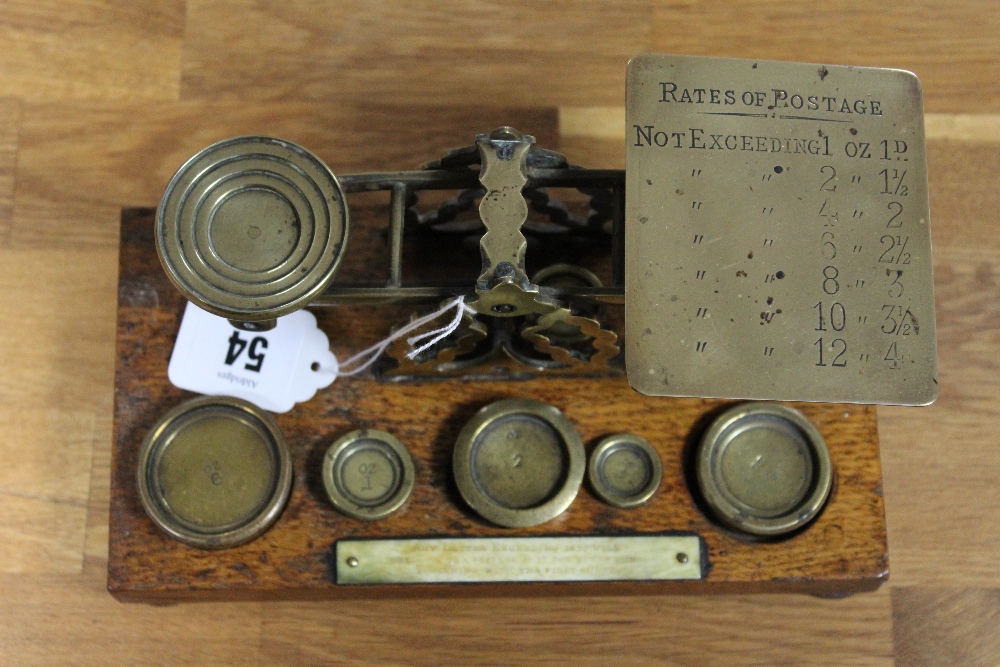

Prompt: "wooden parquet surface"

[0,2,998,665]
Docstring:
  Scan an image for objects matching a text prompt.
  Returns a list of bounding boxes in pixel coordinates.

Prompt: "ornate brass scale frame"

[357,128,626,378]
[159,127,629,379]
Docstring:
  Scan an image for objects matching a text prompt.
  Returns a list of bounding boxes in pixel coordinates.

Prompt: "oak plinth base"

[109,209,888,602]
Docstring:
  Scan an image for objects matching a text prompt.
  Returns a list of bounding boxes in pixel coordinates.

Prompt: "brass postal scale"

[108,54,936,601]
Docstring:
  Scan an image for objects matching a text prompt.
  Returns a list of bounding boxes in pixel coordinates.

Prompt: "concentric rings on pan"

[156,136,349,324]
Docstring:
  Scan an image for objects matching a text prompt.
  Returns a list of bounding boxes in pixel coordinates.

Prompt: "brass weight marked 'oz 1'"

[136,396,293,549]
[322,430,415,521]
[695,403,833,538]
[156,136,349,330]
[453,399,585,528]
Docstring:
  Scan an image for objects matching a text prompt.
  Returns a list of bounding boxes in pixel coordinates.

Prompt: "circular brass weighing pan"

[322,430,415,520]
[696,402,832,538]
[453,398,585,528]
[137,396,293,549]
[156,136,349,325]
[588,434,662,508]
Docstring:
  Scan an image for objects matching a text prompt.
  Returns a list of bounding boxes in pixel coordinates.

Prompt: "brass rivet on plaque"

[588,434,662,508]
[156,136,349,328]
[453,398,585,528]
[322,429,415,520]
[695,402,832,538]
[136,395,293,549]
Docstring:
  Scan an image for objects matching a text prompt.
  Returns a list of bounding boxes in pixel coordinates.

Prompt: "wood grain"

[0,573,265,666]
[181,0,651,107]
[651,1,1000,113]
[880,251,1000,587]
[261,589,894,666]
[0,98,19,245]
[892,588,1000,667]
[0,1,997,663]
[0,248,116,574]
[0,1,184,101]
[926,142,1000,253]
[925,114,1000,142]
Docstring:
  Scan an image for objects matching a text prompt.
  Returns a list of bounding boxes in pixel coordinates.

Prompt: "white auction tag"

[168,302,338,413]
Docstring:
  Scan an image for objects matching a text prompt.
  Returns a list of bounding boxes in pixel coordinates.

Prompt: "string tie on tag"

[336,296,475,377]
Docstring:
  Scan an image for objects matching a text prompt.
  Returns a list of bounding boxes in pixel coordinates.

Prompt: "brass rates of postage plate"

[453,398,585,528]
[625,54,937,405]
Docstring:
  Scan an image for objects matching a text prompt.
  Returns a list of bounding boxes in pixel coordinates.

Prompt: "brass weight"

[587,434,662,508]
[322,429,415,521]
[136,396,293,549]
[695,403,832,538]
[453,398,585,528]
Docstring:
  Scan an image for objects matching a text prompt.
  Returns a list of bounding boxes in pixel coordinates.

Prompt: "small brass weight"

[132,54,938,592]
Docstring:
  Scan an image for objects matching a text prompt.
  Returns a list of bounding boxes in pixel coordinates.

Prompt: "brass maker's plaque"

[336,536,704,584]
[625,55,937,405]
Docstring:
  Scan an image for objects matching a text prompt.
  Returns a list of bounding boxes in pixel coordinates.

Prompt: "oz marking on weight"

[203,461,223,486]
[358,462,378,491]
[814,337,847,368]
[887,269,905,298]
